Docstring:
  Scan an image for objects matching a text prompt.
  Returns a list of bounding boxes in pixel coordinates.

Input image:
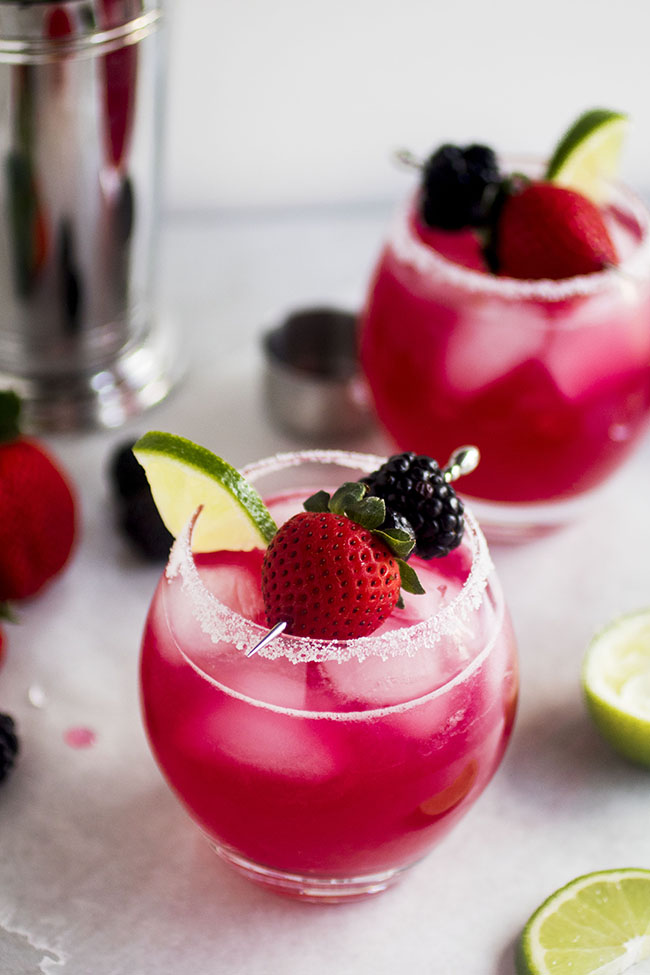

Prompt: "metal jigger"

[0,0,181,431]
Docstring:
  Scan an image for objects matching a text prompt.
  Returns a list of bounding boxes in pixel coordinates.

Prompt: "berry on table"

[0,391,76,601]
[361,453,465,560]
[0,713,18,784]
[261,482,422,640]
[109,440,173,561]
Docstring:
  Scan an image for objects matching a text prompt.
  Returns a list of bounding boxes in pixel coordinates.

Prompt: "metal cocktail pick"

[442,445,480,483]
[246,620,286,658]
[245,446,480,657]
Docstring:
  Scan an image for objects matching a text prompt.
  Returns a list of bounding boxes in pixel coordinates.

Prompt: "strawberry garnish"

[261,483,423,640]
[0,392,77,601]
[493,180,618,280]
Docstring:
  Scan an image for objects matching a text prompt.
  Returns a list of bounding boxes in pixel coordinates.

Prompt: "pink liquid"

[360,197,650,504]
[140,489,517,881]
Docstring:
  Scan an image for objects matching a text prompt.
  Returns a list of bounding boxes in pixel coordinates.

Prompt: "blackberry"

[109,440,173,562]
[420,143,501,231]
[362,453,464,559]
[0,713,18,784]
[110,440,150,500]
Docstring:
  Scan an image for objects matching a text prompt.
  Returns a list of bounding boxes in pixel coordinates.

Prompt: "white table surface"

[2,203,650,975]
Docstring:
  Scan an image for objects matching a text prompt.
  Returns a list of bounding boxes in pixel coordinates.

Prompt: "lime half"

[582,608,650,767]
[133,432,277,553]
[517,869,650,975]
[546,108,629,202]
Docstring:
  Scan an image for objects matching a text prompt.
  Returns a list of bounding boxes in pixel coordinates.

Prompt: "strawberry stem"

[0,391,21,443]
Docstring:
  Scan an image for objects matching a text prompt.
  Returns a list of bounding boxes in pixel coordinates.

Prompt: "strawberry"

[494,180,618,280]
[0,391,77,601]
[261,483,423,640]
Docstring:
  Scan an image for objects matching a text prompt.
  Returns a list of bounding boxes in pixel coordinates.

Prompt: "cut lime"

[133,432,277,553]
[546,108,629,203]
[517,869,650,975]
[582,608,650,767]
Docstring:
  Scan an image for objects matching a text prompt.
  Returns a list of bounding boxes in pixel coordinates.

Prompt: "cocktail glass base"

[464,490,600,544]
[210,840,408,903]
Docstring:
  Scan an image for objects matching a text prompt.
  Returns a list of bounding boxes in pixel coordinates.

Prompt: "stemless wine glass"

[140,450,518,902]
[359,162,650,540]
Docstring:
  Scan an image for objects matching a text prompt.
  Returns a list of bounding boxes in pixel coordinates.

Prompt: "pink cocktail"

[360,168,650,538]
[140,451,518,901]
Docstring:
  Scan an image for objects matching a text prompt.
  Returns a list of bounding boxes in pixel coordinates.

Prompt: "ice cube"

[543,290,650,399]
[320,575,470,709]
[442,299,546,396]
[195,550,266,623]
[182,697,340,783]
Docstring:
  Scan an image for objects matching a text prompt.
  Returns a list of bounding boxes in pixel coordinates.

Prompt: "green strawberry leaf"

[0,390,21,442]
[345,495,385,530]
[396,558,425,595]
[329,482,366,515]
[374,527,415,560]
[0,601,18,623]
[303,490,331,513]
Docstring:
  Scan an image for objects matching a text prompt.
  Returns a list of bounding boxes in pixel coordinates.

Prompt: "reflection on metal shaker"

[0,0,180,430]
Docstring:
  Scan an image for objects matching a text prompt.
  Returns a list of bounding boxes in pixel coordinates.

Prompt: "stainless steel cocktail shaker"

[0,0,179,430]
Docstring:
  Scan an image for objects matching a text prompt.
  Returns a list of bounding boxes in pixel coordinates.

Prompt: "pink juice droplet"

[64,726,97,749]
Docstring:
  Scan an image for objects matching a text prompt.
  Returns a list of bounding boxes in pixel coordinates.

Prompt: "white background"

[162,0,650,211]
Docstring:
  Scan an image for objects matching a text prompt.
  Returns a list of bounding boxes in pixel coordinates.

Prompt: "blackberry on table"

[0,712,18,784]
[109,440,150,500]
[109,440,173,562]
[420,143,501,231]
[362,453,464,559]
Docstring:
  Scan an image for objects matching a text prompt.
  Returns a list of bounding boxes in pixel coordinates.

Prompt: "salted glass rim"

[392,156,650,301]
[165,449,494,664]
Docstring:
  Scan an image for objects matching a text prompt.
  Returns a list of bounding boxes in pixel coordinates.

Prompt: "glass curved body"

[359,166,650,539]
[140,451,518,902]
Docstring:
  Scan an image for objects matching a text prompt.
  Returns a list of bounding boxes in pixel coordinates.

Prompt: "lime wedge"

[133,432,277,553]
[582,608,650,767]
[546,108,629,202]
[517,869,650,975]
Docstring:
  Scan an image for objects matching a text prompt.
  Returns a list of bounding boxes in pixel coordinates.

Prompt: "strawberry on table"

[0,391,77,601]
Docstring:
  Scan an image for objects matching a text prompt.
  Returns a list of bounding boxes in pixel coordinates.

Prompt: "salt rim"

[393,158,650,301]
[165,449,494,664]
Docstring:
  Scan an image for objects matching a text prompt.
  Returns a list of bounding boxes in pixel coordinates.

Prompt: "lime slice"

[582,608,650,767]
[133,431,277,553]
[545,108,629,202]
[517,869,650,975]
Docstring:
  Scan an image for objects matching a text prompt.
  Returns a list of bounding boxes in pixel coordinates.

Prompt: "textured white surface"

[2,204,650,974]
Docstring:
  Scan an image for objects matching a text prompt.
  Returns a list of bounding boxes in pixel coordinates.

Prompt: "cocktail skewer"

[246,620,286,658]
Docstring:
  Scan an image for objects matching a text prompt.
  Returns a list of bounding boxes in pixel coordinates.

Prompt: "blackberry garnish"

[421,143,501,231]
[109,440,173,561]
[0,713,18,784]
[362,452,465,559]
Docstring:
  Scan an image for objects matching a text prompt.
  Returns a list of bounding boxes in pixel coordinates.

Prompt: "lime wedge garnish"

[545,108,629,202]
[517,869,650,975]
[581,608,650,767]
[133,431,277,553]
